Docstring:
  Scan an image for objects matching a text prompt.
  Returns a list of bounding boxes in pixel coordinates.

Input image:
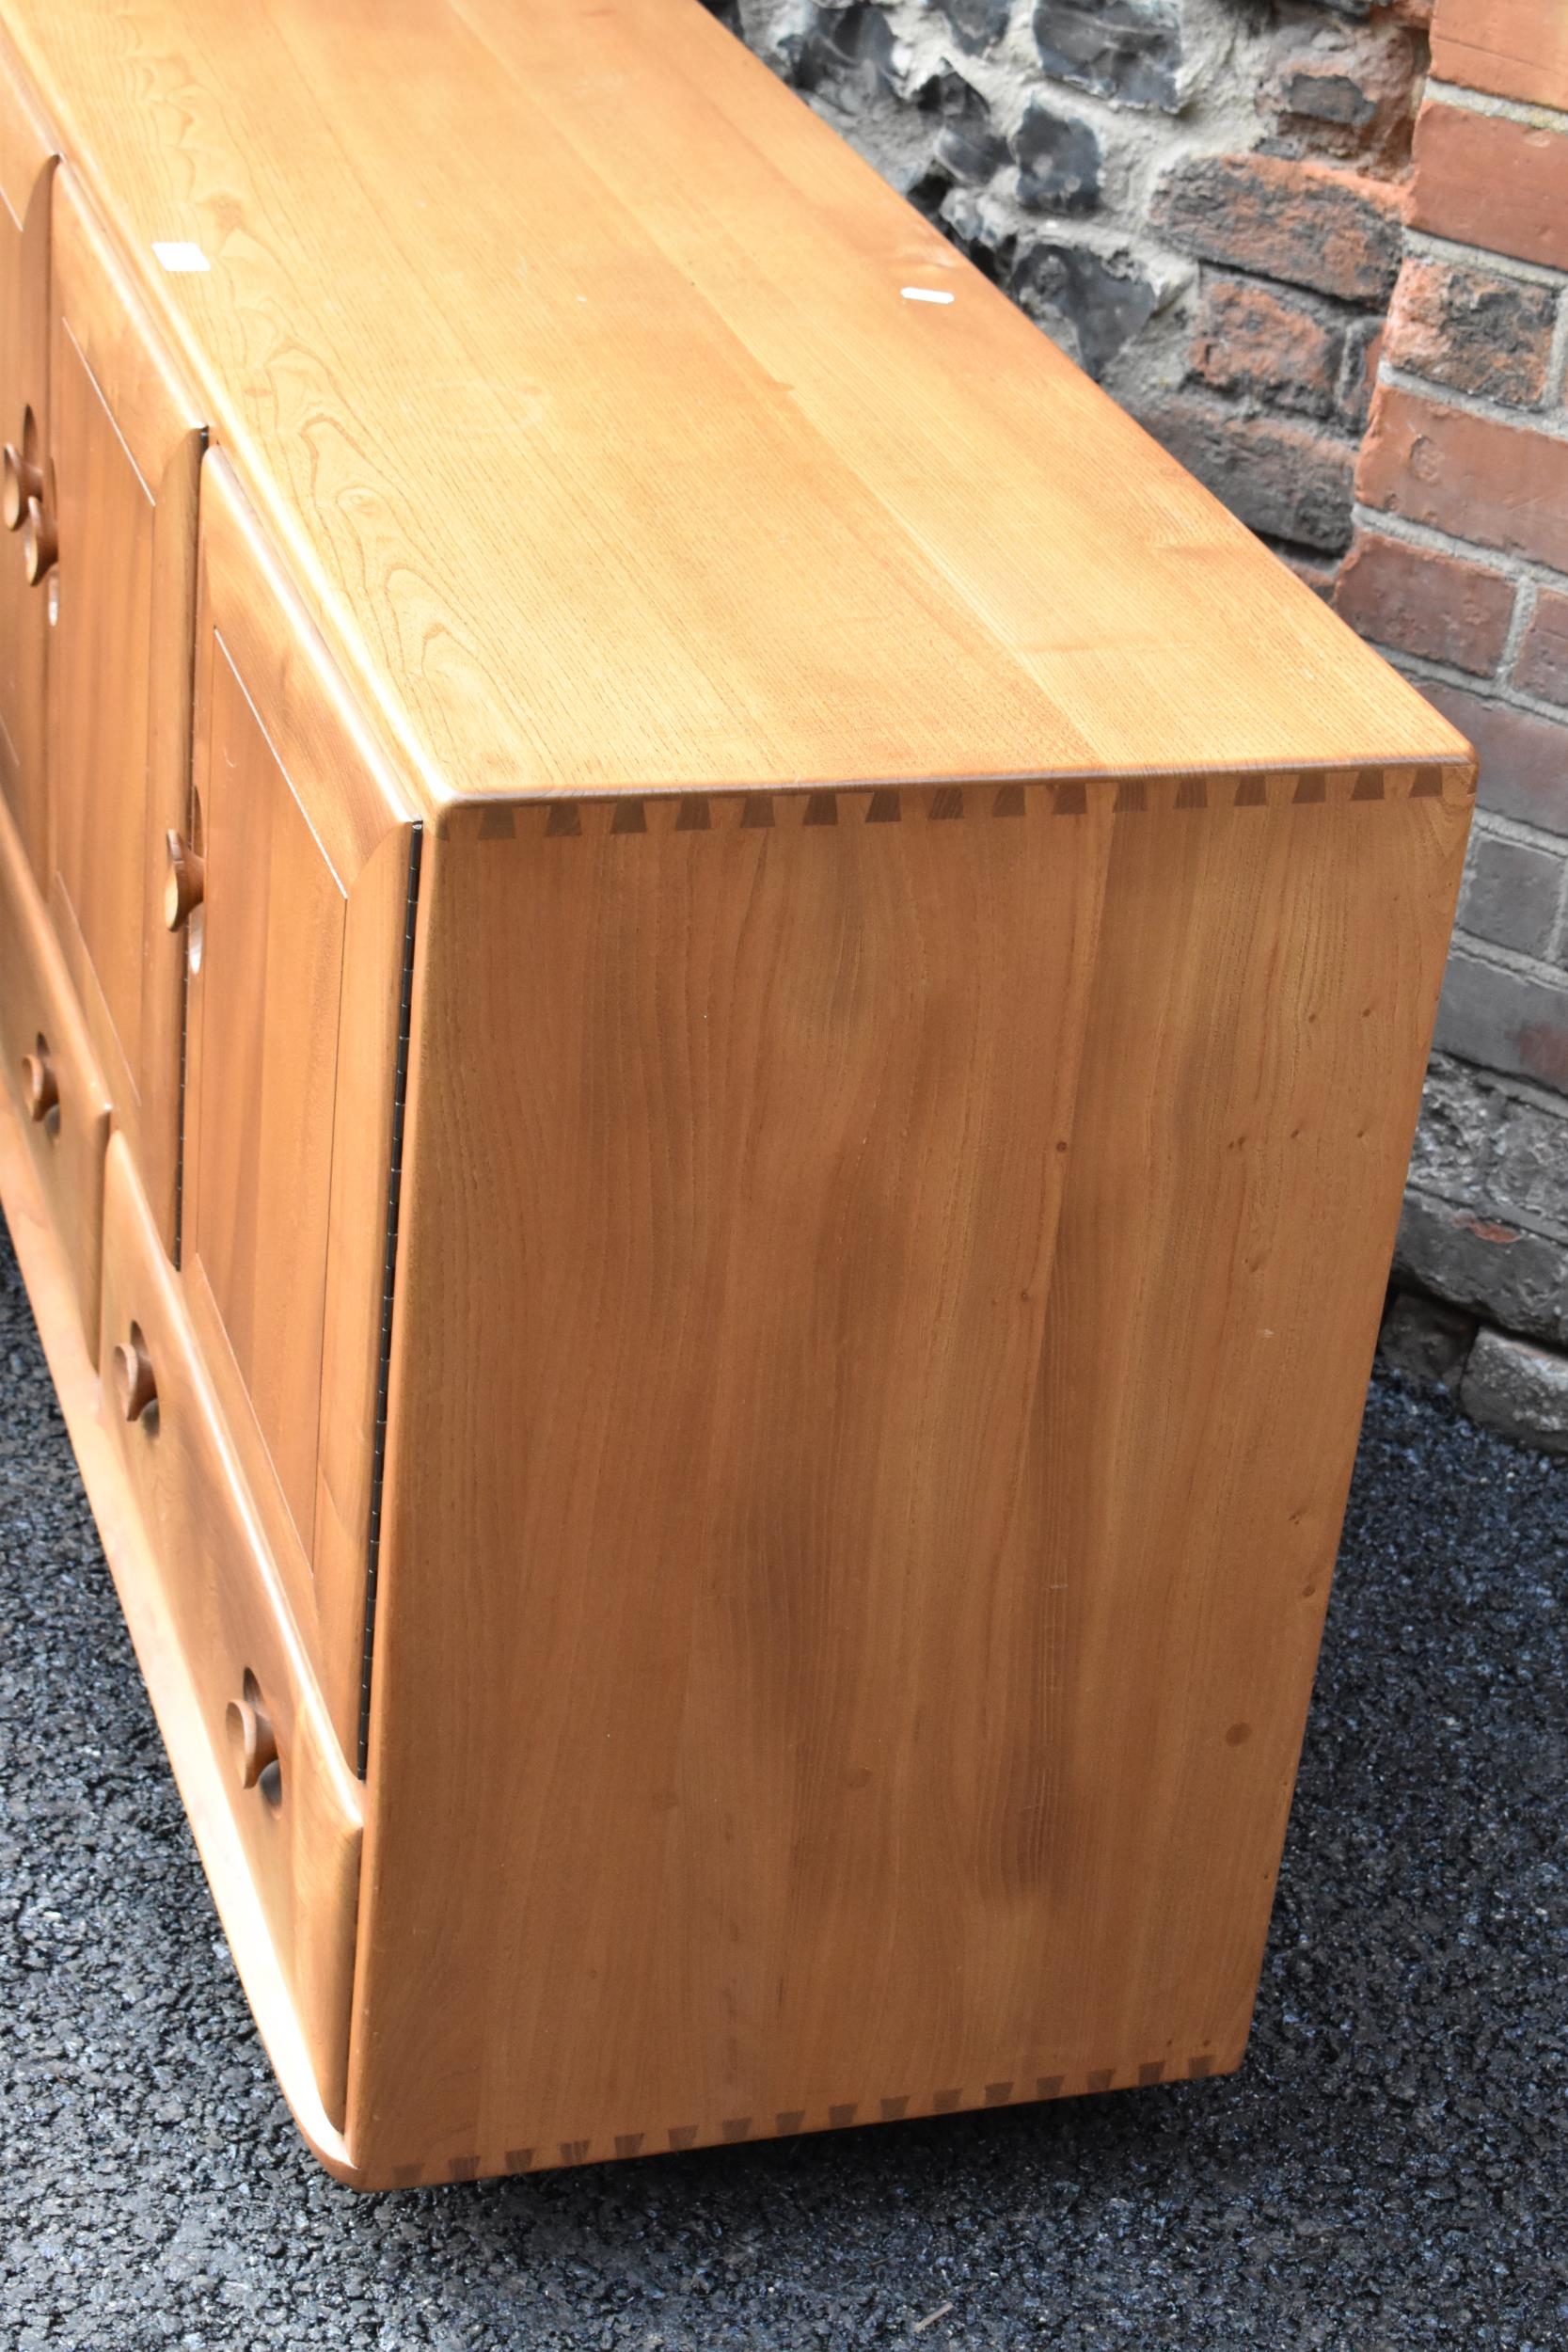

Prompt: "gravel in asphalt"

[2,1218,1566,2351]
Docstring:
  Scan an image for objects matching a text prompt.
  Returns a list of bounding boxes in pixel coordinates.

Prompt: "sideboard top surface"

[1,0,1468,807]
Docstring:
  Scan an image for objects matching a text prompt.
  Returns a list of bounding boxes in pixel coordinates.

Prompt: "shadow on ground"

[2,1222,1564,2350]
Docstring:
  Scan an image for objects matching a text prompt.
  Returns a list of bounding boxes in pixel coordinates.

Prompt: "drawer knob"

[163,831,205,931]
[1,443,41,532]
[23,495,55,585]
[113,1323,157,1423]
[227,1680,279,1794]
[20,1041,57,1121]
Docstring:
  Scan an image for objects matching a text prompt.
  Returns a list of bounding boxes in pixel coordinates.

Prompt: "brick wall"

[718,0,1430,574]
[1336,3,1568,1449]
[713,0,1568,1449]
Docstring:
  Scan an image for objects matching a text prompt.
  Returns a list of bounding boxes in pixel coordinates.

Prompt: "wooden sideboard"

[0,0,1473,2189]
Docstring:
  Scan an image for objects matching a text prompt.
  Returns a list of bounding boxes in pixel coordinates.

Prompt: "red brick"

[1188,275,1340,418]
[1517,589,1568,708]
[1269,20,1422,169]
[1419,681,1568,835]
[1411,102,1568,272]
[1138,392,1355,553]
[1357,385,1568,576]
[1334,530,1514,674]
[1154,152,1404,303]
[1384,256,1558,407]
[1432,0,1568,114]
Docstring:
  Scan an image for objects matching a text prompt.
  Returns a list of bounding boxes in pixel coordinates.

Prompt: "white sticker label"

[900,286,955,305]
[151,241,211,273]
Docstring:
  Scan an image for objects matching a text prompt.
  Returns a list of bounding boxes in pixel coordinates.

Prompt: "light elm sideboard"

[0,0,1472,2187]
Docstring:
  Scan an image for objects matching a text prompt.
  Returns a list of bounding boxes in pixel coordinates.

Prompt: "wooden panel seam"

[168,427,208,1267]
[355,818,422,1778]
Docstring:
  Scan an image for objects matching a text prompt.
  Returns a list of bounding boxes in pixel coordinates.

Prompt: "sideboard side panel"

[349,785,1116,2180]
[1020,766,1474,2079]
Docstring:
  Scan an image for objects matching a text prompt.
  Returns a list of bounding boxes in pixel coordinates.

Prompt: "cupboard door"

[46,169,204,1254]
[0,42,54,882]
[182,454,417,1762]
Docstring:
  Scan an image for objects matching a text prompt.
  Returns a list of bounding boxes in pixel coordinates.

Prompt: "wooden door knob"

[113,1324,157,1423]
[163,831,205,930]
[23,495,55,584]
[20,1042,57,1121]
[226,1688,279,1791]
[1,443,41,532]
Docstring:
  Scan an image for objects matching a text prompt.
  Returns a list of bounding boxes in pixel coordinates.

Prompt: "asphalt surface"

[2,1217,1566,2352]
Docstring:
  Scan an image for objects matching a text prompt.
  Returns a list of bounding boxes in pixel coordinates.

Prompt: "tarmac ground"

[2,1220,1565,2350]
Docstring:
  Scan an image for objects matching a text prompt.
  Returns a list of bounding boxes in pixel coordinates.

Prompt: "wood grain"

[343,768,1470,2182]
[183,453,415,1758]
[99,1134,363,2127]
[1021,766,1472,2083]
[312,819,420,1769]
[351,784,1117,2177]
[0,0,1483,2191]
[0,1082,362,2179]
[0,758,108,1351]
[0,0,1469,805]
[0,38,54,882]
[182,632,343,1587]
[45,167,203,1253]
[0,16,49,221]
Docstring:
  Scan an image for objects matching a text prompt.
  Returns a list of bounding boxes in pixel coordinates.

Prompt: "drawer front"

[99,1135,361,2128]
[0,777,107,1353]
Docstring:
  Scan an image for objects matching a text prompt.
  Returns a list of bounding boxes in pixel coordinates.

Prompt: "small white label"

[900,286,954,305]
[151,241,210,273]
